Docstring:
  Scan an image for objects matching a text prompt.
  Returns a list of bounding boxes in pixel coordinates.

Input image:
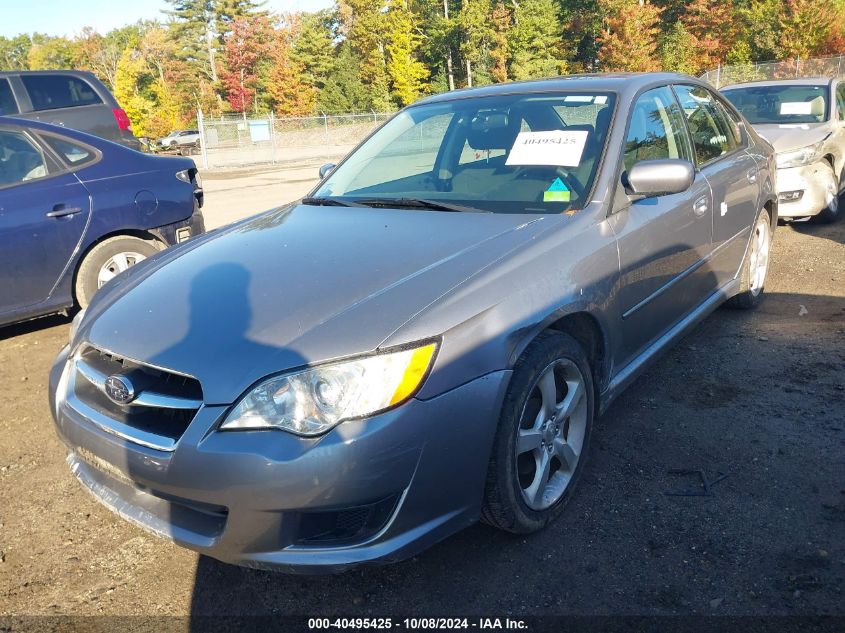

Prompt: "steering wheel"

[511,166,585,200]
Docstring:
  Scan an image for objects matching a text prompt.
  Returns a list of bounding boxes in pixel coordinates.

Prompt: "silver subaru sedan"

[49,73,776,573]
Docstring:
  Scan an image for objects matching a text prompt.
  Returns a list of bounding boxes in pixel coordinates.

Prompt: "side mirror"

[622,159,694,198]
[319,163,336,179]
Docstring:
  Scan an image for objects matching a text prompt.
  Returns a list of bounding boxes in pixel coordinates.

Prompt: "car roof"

[0,69,99,79]
[722,77,834,90]
[413,72,705,106]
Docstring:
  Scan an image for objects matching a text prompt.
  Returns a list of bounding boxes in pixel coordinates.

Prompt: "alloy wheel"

[516,358,588,511]
[748,215,770,296]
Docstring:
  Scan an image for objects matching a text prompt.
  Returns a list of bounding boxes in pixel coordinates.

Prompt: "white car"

[158,129,200,149]
[722,77,845,223]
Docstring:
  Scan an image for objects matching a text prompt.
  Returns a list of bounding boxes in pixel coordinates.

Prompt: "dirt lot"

[0,217,843,623]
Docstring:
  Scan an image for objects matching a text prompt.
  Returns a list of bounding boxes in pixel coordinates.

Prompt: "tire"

[481,331,594,534]
[726,208,772,310]
[813,163,841,224]
[74,236,160,308]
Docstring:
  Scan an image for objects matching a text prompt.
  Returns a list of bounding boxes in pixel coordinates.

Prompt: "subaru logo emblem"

[104,375,135,405]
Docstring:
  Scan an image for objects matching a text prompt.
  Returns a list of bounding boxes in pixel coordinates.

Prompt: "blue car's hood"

[81,204,550,403]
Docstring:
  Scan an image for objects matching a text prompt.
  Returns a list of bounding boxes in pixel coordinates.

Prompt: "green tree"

[318,44,372,113]
[458,0,494,86]
[778,0,837,58]
[291,10,336,92]
[267,16,317,115]
[338,0,392,109]
[164,0,218,81]
[508,0,567,80]
[0,35,32,70]
[660,21,698,74]
[27,34,77,69]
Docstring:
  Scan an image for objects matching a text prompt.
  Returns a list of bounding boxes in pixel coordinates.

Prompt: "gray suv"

[49,73,776,572]
[0,70,140,150]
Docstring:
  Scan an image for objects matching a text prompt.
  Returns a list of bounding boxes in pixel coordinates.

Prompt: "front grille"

[66,345,203,451]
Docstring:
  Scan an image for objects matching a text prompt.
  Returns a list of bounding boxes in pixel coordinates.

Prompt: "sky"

[1,0,335,38]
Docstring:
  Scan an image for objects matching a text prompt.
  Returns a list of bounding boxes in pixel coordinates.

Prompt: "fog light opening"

[779,190,804,202]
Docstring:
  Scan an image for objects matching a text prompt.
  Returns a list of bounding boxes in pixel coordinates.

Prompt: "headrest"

[809,96,825,119]
[467,111,520,150]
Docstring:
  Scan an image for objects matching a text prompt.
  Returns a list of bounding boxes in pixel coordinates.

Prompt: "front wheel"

[814,164,842,224]
[481,331,594,534]
[74,236,160,307]
[726,208,772,309]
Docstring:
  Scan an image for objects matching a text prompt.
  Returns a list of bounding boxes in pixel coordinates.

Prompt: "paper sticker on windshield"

[506,130,588,167]
[780,102,813,115]
[544,177,570,202]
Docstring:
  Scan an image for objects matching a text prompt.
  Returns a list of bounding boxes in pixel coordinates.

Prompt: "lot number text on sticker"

[506,130,589,167]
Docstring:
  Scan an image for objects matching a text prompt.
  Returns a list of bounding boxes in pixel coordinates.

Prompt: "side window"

[837,85,845,121]
[714,99,744,148]
[0,79,18,115]
[0,129,49,187]
[624,86,691,172]
[20,75,103,111]
[673,85,737,165]
[42,135,97,168]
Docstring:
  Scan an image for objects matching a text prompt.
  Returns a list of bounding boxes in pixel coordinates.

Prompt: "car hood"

[81,204,551,403]
[753,123,832,153]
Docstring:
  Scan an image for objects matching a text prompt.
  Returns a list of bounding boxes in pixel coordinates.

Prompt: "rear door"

[610,86,715,367]
[673,84,760,286]
[0,125,91,315]
[17,73,123,143]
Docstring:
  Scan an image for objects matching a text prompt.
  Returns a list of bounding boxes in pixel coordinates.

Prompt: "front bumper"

[49,345,509,573]
[776,163,835,218]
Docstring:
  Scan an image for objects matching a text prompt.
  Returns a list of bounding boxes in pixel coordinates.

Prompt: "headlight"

[69,308,86,344]
[220,341,438,436]
[776,141,823,169]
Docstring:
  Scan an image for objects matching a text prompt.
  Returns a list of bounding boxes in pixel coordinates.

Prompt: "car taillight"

[113,108,132,131]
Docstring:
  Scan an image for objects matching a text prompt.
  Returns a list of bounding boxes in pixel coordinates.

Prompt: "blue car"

[0,116,204,327]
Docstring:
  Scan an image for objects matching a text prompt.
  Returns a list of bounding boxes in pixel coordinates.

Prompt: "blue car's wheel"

[482,331,594,534]
[74,236,159,308]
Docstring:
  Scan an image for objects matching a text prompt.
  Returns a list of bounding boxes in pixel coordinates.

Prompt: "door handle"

[746,168,757,183]
[693,196,709,217]
[46,205,82,218]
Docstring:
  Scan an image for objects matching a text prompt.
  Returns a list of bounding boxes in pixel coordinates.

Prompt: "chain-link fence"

[197,111,394,170]
[701,54,845,88]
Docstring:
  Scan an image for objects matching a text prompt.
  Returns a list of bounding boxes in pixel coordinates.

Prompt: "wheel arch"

[71,229,166,301]
[511,308,610,409]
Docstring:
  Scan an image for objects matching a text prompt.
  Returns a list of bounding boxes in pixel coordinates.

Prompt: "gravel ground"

[0,218,842,623]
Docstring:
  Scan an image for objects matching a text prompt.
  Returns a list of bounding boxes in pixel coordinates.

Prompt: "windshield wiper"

[353,197,488,213]
[301,196,365,207]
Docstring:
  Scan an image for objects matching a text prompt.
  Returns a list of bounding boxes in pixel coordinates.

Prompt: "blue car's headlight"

[219,342,438,436]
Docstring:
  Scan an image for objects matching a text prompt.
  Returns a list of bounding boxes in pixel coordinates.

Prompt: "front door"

[610,86,715,368]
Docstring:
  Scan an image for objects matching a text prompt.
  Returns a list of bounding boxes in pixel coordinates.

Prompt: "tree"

[458,0,494,87]
[266,16,317,115]
[291,10,336,92]
[489,2,509,82]
[597,0,662,72]
[778,0,837,58]
[384,0,429,105]
[164,0,218,81]
[508,0,568,80]
[220,14,274,112]
[216,0,268,41]
[113,48,156,137]
[27,34,77,69]
[660,21,699,74]
[0,35,31,70]
[679,0,738,72]
[318,44,372,113]
[338,0,392,110]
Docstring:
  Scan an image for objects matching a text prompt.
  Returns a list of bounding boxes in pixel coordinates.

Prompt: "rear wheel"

[726,208,772,309]
[481,331,594,534]
[74,236,159,307]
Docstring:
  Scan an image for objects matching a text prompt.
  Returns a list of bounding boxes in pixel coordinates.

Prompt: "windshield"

[722,84,829,124]
[314,92,616,214]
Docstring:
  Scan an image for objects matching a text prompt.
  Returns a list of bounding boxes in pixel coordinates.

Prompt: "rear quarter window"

[21,75,103,111]
[42,135,98,169]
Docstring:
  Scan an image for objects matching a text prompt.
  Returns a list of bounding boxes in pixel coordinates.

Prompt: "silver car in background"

[49,73,776,573]
[722,78,845,223]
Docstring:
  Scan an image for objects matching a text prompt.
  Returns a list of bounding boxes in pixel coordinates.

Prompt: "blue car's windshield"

[314,92,616,214]
[722,84,829,125]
